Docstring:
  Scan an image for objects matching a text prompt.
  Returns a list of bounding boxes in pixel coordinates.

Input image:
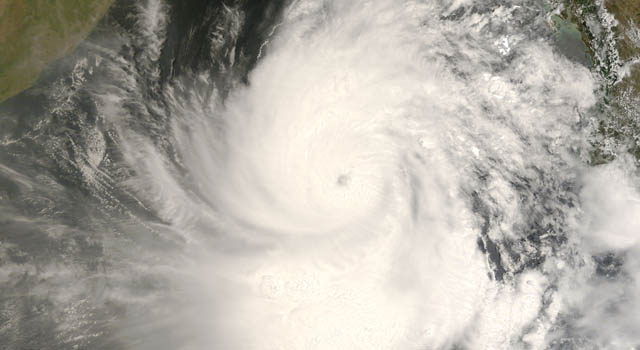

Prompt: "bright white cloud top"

[104,0,640,348]
[3,0,639,349]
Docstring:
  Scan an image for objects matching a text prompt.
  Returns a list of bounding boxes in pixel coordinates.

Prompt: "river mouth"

[1,0,639,349]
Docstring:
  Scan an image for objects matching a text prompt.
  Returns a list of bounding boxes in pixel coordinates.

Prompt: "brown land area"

[0,0,114,102]
[606,0,640,92]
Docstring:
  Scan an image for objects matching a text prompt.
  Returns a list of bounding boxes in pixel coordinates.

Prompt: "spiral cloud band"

[89,0,640,349]
[166,4,490,346]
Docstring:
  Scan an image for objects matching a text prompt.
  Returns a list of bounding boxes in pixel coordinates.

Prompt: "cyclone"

[132,0,591,348]
[2,0,640,349]
[165,3,489,347]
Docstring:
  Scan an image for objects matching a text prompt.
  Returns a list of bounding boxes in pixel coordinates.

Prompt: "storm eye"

[336,173,351,187]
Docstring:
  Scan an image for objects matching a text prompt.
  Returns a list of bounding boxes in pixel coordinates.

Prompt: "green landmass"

[0,0,114,102]
[605,0,640,93]
[556,0,640,164]
[560,0,640,91]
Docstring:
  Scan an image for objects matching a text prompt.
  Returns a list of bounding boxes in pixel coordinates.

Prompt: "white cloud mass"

[90,0,640,349]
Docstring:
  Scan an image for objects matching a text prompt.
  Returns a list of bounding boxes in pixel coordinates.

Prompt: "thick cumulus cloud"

[553,156,640,349]
[93,0,640,349]
[580,156,640,251]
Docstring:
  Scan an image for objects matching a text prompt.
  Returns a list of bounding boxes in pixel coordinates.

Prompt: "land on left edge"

[0,0,115,103]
